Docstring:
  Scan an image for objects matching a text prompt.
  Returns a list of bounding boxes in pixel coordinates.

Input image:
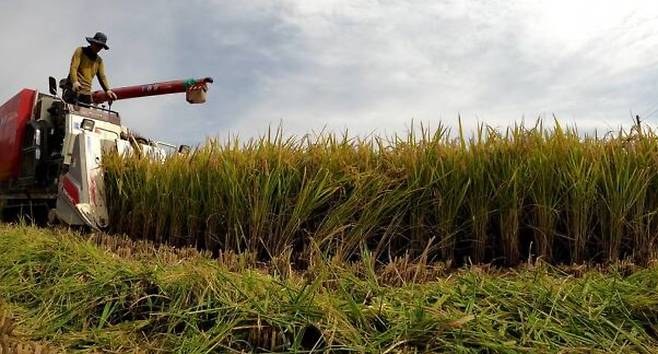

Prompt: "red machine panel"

[0,89,36,182]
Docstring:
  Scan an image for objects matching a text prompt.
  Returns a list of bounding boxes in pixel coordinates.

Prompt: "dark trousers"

[77,94,92,104]
[63,89,92,105]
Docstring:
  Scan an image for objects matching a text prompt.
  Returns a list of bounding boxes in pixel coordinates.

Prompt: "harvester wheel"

[47,208,60,225]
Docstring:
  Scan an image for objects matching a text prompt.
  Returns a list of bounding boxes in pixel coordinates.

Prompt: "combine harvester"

[0,77,213,228]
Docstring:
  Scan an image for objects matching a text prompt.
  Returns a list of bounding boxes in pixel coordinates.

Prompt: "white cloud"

[2,0,658,144]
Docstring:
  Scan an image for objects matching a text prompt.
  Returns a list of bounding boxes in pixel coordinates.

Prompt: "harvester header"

[91,77,214,104]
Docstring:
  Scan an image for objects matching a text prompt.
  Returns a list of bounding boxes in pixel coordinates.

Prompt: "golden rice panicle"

[103,121,658,266]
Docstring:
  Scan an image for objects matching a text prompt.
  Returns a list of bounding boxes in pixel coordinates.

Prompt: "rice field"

[1,224,657,353]
[104,121,658,266]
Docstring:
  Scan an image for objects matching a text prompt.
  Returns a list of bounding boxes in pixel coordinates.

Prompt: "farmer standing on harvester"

[63,32,118,104]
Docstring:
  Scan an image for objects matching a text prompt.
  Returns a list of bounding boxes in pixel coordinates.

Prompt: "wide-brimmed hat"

[86,32,109,50]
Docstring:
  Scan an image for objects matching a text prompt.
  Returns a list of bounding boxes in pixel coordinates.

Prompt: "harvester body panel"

[61,112,121,165]
[0,89,37,182]
[56,131,109,228]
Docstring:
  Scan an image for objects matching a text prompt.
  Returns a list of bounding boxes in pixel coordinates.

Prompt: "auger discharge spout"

[91,77,214,104]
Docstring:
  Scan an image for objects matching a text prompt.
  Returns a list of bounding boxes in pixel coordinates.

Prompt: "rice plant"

[1,224,658,352]
[103,120,658,266]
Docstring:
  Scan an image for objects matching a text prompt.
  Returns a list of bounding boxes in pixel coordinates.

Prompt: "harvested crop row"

[1,224,657,352]
[104,122,658,266]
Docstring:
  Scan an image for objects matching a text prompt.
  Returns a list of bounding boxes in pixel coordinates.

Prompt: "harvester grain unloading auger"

[0,77,213,229]
[91,77,214,105]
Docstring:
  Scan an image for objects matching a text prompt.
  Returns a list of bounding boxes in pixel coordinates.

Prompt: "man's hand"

[106,90,118,101]
[72,81,82,92]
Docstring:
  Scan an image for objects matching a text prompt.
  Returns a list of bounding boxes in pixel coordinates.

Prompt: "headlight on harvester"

[81,119,95,131]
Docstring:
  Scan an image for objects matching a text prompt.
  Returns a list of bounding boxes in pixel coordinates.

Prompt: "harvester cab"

[0,77,213,228]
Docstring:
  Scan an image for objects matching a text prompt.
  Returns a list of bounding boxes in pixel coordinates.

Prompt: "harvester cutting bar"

[91,77,213,104]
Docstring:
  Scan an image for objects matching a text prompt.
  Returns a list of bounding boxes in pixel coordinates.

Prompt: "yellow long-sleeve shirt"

[69,46,110,95]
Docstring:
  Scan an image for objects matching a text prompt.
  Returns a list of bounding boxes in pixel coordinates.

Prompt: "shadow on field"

[0,202,52,227]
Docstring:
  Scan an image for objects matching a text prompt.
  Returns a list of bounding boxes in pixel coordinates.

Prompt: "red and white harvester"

[0,77,213,228]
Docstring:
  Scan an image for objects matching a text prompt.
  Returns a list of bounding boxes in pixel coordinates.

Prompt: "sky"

[1,0,658,145]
